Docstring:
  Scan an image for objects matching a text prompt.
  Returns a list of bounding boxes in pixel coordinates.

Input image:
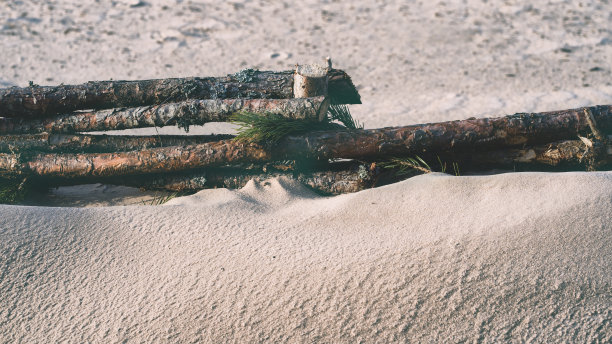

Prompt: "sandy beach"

[0,0,611,342]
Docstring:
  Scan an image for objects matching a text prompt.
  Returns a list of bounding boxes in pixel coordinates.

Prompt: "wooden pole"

[0,96,329,134]
[0,68,360,119]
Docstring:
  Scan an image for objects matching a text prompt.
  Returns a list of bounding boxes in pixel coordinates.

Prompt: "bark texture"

[0,133,234,153]
[0,70,293,118]
[274,105,612,160]
[458,138,612,170]
[0,140,270,178]
[328,68,362,104]
[0,68,360,118]
[1,105,609,179]
[57,162,379,195]
[0,97,327,134]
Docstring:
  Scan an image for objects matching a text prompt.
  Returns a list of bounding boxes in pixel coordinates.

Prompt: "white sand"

[2,174,611,342]
[1,0,611,342]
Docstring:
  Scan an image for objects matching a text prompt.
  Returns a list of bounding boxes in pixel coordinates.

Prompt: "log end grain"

[294,64,328,98]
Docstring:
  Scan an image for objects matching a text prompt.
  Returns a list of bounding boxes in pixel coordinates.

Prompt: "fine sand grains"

[0,173,611,342]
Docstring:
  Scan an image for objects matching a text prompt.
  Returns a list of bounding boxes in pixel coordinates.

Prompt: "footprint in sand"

[269,52,292,60]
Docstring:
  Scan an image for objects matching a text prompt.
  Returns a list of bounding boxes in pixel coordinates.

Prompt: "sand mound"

[1,172,610,342]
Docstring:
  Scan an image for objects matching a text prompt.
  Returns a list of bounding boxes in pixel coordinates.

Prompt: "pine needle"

[381,156,432,174]
[231,112,343,143]
[231,104,362,144]
[327,104,363,129]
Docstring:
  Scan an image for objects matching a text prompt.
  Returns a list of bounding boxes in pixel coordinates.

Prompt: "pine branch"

[327,104,363,129]
[231,104,363,144]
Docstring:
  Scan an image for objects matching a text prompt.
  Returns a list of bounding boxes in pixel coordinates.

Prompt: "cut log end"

[294,64,328,99]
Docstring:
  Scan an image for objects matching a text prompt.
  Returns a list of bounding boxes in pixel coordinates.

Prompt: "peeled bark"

[0,68,360,118]
[0,97,328,134]
[0,133,235,153]
[1,105,609,179]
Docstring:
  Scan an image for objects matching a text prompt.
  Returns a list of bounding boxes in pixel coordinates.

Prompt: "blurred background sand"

[3,0,612,127]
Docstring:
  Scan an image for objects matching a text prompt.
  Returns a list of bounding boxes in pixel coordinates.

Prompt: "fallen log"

[0,105,609,179]
[0,96,329,134]
[0,68,360,119]
[0,133,234,153]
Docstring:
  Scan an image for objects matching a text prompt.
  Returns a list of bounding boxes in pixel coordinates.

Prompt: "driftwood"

[0,133,234,153]
[0,96,328,134]
[0,68,360,119]
[0,105,610,179]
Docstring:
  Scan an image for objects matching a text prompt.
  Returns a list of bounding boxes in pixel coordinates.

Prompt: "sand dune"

[1,173,611,342]
[1,0,611,341]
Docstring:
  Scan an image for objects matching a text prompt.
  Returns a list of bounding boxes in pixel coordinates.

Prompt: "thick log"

[0,97,328,134]
[0,133,234,153]
[1,105,610,178]
[0,68,360,118]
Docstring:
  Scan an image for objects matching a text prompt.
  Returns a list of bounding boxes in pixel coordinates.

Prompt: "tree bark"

[0,96,328,134]
[0,68,360,118]
[0,140,270,178]
[327,69,361,104]
[449,138,612,170]
[0,133,235,153]
[274,105,612,161]
[44,162,380,195]
[1,105,609,178]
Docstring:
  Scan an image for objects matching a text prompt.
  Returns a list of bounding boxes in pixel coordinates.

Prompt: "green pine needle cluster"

[327,104,363,130]
[383,156,461,176]
[382,156,433,174]
[231,104,363,143]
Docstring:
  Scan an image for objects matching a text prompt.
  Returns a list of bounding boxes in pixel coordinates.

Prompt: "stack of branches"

[0,64,610,204]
